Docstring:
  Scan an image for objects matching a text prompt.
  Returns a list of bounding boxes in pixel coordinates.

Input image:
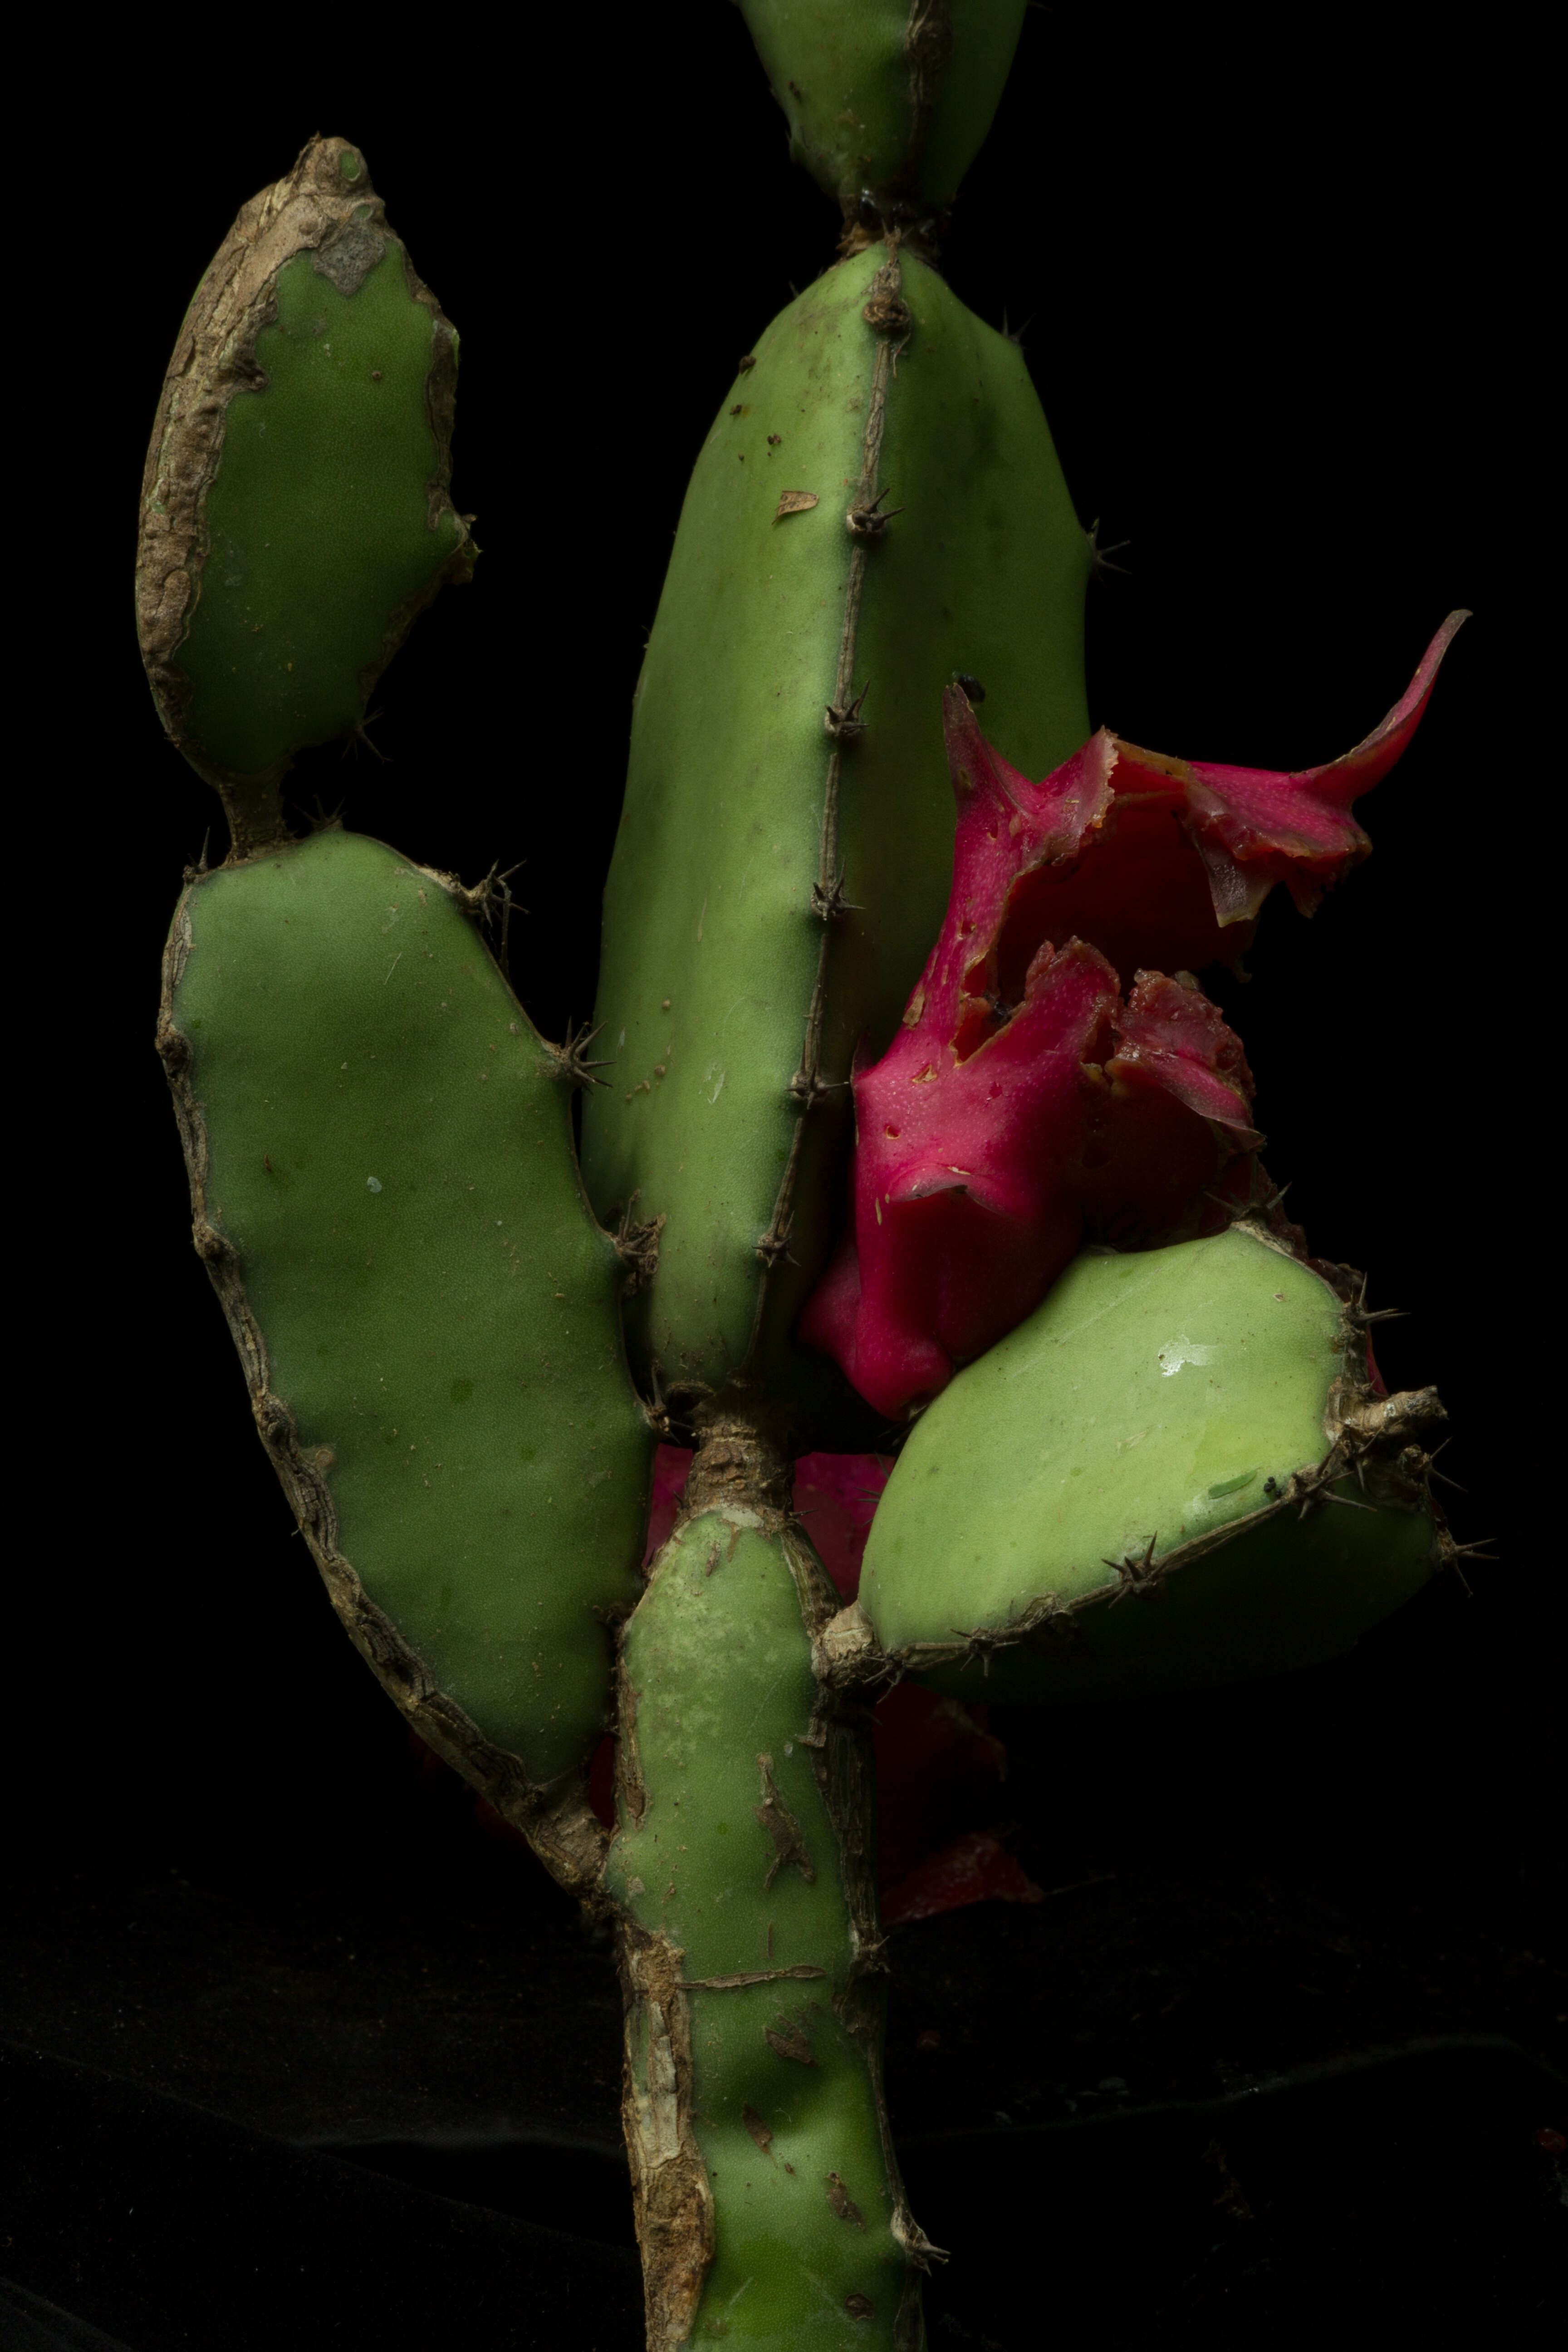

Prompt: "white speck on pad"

[1157,1334,1215,1376]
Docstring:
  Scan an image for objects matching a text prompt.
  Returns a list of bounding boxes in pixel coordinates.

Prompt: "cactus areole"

[142,18,1470,2345]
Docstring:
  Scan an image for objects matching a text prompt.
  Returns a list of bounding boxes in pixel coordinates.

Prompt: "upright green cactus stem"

[738,0,1029,243]
[141,25,1467,2343]
[582,237,1089,1431]
[607,1417,933,2348]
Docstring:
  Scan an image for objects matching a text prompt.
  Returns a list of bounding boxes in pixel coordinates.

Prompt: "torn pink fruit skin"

[643,1442,694,1565]
[881,1831,1044,1930]
[802,613,1467,1419]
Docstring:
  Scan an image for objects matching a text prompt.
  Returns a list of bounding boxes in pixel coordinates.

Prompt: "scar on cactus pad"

[801,612,1467,1419]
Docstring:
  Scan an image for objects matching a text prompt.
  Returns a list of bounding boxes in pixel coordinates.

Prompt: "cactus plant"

[137,16,1474,2347]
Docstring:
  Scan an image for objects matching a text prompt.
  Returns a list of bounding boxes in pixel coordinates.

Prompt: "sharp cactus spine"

[139,17,1472,2341]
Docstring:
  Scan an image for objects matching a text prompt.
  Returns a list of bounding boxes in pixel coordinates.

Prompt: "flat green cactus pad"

[583,240,1088,1425]
[859,1225,1445,1701]
[137,136,473,848]
[607,1509,923,2346]
[160,827,651,1790]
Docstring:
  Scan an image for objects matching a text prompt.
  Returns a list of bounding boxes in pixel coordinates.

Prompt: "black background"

[10,9,1555,2348]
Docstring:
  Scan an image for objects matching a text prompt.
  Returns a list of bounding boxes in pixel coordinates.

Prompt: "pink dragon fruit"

[802,614,1466,1419]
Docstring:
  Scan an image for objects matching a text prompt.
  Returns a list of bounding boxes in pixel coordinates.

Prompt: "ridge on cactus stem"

[800,613,1467,1419]
[580,234,1092,1436]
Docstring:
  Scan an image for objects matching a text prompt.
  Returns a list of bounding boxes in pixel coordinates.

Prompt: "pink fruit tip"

[800,615,1466,1418]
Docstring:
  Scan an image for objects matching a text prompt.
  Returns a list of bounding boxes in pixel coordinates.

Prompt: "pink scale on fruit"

[801,614,1466,1418]
[793,1448,893,1600]
[643,1443,693,1565]
[881,1831,1045,1929]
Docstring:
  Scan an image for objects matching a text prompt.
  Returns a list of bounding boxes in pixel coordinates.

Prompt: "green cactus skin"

[157,826,651,1867]
[605,1468,932,2349]
[582,240,1089,1432]
[738,0,1029,229]
[849,1224,1450,1704]
[137,136,474,857]
[140,64,1469,2345]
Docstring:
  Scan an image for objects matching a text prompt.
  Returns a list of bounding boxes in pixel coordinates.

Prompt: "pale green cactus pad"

[137,135,474,850]
[158,827,651,1793]
[607,1509,929,2347]
[858,1224,1447,1702]
[583,239,1089,1426]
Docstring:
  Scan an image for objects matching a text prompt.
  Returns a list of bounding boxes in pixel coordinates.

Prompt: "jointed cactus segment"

[738,0,1029,240]
[583,240,1089,1429]
[853,1224,1448,1703]
[607,1437,930,2348]
[158,827,651,1853]
[137,136,474,855]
